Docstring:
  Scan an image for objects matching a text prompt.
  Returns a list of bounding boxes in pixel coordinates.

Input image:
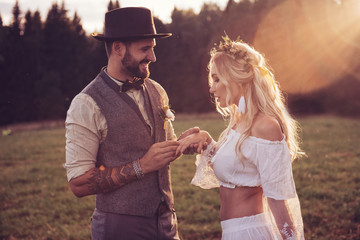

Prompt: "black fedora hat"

[92,7,172,41]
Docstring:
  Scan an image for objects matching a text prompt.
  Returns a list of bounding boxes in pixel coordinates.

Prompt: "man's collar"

[104,67,144,92]
[104,67,124,86]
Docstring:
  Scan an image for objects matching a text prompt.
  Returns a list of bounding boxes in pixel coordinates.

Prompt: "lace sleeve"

[265,197,305,240]
[190,140,220,189]
[255,141,304,239]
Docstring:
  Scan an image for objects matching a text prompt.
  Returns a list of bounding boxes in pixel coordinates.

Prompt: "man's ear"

[113,41,124,56]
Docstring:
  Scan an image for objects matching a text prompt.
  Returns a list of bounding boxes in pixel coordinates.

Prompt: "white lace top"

[191,129,305,240]
[195,129,296,199]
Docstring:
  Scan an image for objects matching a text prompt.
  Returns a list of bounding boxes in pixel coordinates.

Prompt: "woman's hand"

[177,127,200,141]
[176,131,212,155]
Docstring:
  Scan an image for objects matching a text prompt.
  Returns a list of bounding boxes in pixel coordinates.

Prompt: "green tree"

[0,21,12,125]
[107,1,114,11]
[151,6,221,113]
[0,0,31,124]
[20,10,43,121]
[107,0,120,11]
[37,2,91,119]
[11,0,21,38]
[114,0,120,9]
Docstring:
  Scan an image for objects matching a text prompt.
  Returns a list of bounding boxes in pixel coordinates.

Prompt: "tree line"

[0,0,359,126]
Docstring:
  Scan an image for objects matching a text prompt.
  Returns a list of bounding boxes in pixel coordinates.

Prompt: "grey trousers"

[91,202,180,240]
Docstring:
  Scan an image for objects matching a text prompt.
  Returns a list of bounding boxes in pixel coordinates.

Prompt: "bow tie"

[121,78,144,92]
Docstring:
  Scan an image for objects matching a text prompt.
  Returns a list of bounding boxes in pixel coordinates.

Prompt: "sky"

[0,0,229,33]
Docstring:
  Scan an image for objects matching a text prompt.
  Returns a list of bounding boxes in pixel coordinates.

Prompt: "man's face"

[121,38,156,79]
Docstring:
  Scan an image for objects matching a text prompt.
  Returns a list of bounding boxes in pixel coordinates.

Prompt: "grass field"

[0,114,359,240]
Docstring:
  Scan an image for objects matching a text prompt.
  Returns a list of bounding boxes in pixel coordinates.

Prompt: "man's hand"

[69,140,180,198]
[140,140,180,174]
[181,142,208,155]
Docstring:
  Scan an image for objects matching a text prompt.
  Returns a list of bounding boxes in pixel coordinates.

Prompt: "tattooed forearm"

[87,162,138,194]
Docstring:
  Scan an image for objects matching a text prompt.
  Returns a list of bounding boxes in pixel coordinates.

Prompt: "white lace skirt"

[221,213,279,240]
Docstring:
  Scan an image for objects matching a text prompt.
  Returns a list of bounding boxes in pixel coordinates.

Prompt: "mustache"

[140,59,150,64]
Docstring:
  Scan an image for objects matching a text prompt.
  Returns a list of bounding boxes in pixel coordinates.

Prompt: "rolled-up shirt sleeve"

[64,93,107,181]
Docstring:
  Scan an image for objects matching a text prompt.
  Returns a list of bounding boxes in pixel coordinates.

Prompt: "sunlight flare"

[254,0,360,94]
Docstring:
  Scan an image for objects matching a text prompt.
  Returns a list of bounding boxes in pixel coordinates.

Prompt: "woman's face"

[209,63,240,108]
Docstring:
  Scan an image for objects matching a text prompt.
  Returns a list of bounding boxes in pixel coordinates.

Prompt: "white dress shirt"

[65,71,176,181]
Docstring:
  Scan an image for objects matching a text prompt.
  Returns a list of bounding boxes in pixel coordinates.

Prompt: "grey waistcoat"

[82,68,174,216]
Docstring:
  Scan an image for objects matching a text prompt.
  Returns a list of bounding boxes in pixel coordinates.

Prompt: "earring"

[238,96,246,114]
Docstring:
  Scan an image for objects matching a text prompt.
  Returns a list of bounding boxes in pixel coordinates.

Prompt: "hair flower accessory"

[252,65,276,90]
[213,34,246,60]
[159,105,175,129]
[212,34,252,72]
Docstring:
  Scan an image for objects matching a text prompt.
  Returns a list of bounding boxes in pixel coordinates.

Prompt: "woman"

[177,36,305,239]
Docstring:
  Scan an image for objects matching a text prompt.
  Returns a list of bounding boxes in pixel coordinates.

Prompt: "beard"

[122,49,150,79]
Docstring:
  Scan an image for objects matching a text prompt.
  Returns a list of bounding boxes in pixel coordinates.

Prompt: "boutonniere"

[159,105,175,129]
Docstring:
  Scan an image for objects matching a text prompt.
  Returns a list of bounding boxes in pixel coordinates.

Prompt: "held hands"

[139,127,211,175]
[140,140,180,174]
[177,127,200,141]
[176,130,212,155]
[177,127,202,155]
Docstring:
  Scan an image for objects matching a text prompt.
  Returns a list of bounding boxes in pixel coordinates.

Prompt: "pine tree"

[11,0,21,37]
[225,0,235,13]
[107,0,114,11]
[33,10,42,36]
[37,2,72,119]
[114,0,120,8]
[72,11,84,36]
[23,10,33,36]
[107,0,120,11]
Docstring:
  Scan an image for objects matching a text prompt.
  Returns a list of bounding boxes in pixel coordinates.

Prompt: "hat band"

[104,24,157,39]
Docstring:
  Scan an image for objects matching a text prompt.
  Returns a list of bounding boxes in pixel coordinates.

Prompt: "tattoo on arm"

[87,162,137,194]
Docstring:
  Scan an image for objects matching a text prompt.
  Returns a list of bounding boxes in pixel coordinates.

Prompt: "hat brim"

[91,32,172,41]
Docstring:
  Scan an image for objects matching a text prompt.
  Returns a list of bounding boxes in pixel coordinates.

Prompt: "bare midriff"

[219,186,264,221]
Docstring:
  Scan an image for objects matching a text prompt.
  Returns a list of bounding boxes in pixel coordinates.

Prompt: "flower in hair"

[213,34,251,72]
[214,35,247,60]
[253,65,276,90]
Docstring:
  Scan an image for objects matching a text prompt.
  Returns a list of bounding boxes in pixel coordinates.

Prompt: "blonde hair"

[209,37,303,162]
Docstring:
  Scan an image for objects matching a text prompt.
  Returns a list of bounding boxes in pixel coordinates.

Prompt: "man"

[65,7,195,239]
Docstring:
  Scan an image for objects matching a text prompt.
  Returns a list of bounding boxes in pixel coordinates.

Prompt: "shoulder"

[66,93,106,134]
[82,76,102,92]
[67,93,100,121]
[70,93,97,109]
[146,78,169,102]
[250,113,283,141]
[147,78,166,94]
